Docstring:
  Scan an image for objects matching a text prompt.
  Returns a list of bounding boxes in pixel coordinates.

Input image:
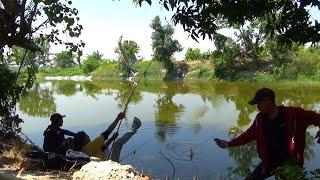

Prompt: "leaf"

[164,1,169,11]
[146,0,152,5]
[169,0,175,10]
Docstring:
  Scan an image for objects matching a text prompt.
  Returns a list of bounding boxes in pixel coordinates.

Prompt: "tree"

[184,48,202,61]
[134,0,320,45]
[6,38,51,67]
[54,51,75,68]
[150,16,182,79]
[115,36,140,78]
[82,51,103,74]
[0,0,84,137]
[0,0,84,52]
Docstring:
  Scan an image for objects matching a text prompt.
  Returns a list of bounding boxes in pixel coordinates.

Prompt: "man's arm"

[215,120,257,149]
[101,112,126,139]
[101,132,118,151]
[227,120,257,147]
[298,108,320,141]
[60,129,77,136]
[299,108,320,127]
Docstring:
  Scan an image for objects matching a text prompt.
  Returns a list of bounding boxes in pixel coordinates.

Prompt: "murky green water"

[18,80,320,179]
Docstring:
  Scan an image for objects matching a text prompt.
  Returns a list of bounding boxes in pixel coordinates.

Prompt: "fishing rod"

[20,130,42,151]
[108,61,153,158]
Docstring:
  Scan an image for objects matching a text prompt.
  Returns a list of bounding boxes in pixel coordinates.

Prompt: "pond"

[17,80,320,179]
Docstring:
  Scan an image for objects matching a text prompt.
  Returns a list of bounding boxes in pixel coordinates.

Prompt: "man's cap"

[50,113,66,122]
[248,87,275,105]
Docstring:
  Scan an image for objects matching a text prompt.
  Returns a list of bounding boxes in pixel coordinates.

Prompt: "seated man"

[43,113,76,154]
[72,112,141,162]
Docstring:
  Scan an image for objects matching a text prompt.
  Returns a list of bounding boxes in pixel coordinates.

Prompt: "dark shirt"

[263,106,289,169]
[43,125,76,154]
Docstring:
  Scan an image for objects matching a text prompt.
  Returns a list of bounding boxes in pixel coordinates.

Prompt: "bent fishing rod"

[108,61,153,158]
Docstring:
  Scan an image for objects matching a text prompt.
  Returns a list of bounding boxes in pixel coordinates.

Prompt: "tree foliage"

[134,0,320,45]
[54,51,75,68]
[184,48,201,61]
[0,0,84,53]
[115,36,140,77]
[150,16,182,78]
[0,0,84,136]
[6,38,51,67]
[82,51,103,74]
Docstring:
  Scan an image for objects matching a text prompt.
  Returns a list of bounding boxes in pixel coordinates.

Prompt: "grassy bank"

[36,58,320,83]
[91,60,164,80]
[37,67,85,76]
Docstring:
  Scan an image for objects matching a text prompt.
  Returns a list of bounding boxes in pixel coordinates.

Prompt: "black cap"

[248,88,275,105]
[50,113,66,122]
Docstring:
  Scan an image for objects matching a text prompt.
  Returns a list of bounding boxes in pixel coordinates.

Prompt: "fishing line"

[120,137,153,162]
[162,136,214,162]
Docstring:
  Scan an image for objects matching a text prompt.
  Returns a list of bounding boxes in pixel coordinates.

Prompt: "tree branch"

[32,19,49,33]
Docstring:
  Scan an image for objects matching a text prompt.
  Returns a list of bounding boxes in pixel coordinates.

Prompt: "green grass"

[91,61,123,79]
[91,60,164,80]
[185,68,215,80]
[35,58,320,84]
[132,61,164,79]
[37,67,84,76]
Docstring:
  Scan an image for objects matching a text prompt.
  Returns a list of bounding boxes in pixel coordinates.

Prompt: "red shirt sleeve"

[297,108,320,127]
[228,119,257,147]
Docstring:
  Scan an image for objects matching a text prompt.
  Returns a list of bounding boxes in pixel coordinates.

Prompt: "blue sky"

[53,0,319,60]
[61,0,234,60]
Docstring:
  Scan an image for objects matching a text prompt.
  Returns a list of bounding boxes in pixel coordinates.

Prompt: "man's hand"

[315,129,320,144]
[214,138,229,149]
[116,112,126,121]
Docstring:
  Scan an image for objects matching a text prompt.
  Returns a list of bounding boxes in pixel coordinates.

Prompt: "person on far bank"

[215,88,320,179]
[43,113,76,154]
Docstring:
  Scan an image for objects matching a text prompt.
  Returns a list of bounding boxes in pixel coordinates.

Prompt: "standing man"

[215,88,320,179]
[43,113,76,154]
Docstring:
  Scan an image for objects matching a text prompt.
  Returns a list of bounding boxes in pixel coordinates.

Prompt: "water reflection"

[18,80,320,179]
[81,82,102,99]
[52,80,80,96]
[114,82,142,109]
[19,82,56,117]
[154,82,185,142]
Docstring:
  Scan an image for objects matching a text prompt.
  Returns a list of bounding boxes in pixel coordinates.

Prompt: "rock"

[72,161,150,180]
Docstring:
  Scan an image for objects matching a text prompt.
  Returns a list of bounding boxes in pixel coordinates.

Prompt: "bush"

[132,60,163,79]
[185,48,202,61]
[274,57,319,80]
[82,57,102,74]
[54,51,76,68]
[82,51,103,74]
[92,61,122,79]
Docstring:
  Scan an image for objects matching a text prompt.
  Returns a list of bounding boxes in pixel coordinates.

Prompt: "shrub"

[185,48,202,61]
[54,51,75,68]
[82,57,102,74]
[274,57,319,80]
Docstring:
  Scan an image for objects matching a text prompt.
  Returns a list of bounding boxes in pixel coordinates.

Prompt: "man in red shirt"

[215,88,320,179]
